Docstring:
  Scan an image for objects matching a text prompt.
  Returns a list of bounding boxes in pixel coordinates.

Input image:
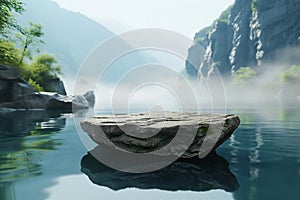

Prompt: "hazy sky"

[53,0,234,38]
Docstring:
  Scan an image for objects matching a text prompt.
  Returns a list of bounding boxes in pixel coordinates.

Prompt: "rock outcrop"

[1,92,95,110]
[80,112,240,158]
[186,0,300,76]
[0,64,95,110]
[0,65,35,103]
[83,91,96,107]
[45,79,67,95]
[81,149,239,192]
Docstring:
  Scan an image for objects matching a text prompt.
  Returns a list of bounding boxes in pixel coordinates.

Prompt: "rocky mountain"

[186,0,300,77]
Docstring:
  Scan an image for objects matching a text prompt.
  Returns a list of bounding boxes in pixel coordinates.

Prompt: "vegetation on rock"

[0,0,62,92]
[216,5,233,24]
[251,0,259,12]
[21,54,62,91]
[233,67,257,85]
[280,65,300,84]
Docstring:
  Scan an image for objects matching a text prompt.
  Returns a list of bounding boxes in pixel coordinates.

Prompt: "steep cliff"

[186,0,300,77]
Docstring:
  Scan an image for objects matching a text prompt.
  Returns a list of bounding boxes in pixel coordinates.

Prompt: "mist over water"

[67,31,299,113]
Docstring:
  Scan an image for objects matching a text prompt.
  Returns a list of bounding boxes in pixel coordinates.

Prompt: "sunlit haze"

[53,0,234,38]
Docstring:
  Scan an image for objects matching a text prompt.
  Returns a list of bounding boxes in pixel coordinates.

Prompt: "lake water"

[0,107,299,200]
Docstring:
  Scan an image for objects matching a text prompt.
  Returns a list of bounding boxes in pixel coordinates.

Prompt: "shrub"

[28,78,43,92]
[280,65,300,84]
[251,0,258,12]
[233,67,257,85]
[0,39,20,66]
[20,54,62,91]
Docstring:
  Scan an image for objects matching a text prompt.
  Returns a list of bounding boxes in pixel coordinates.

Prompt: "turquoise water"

[0,108,299,200]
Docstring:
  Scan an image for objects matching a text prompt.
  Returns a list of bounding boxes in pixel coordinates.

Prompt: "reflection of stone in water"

[81,146,239,192]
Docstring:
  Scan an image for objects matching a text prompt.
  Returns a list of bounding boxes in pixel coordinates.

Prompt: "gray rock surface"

[46,79,67,95]
[187,0,300,76]
[0,65,35,103]
[8,92,93,110]
[12,93,49,109]
[12,79,36,99]
[80,112,240,158]
[0,65,95,110]
[1,92,94,110]
[83,91,96,107]
[0,65,21,80]
[46,92,89,110]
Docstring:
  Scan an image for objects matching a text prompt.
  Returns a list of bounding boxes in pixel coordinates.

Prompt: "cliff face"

[186,0,300,77]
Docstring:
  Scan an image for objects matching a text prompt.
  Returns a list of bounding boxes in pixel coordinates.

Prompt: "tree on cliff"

[0,0,24,35]
[21,54,62,92]
[0,0,23,66]
[0,0,62,92]
[18,23,44,65]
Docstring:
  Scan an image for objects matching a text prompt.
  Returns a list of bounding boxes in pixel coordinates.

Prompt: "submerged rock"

[80,112,240,158]
[81,148,239,192]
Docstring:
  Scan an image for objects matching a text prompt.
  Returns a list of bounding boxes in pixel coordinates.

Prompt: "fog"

[66,45,300,113]
[223,47,300,108]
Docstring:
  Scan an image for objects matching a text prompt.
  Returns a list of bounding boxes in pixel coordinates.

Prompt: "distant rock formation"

[186,0,300,76]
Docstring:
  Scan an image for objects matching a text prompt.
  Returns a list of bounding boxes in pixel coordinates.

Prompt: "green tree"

[18,23,44,65]
[0,0,23,66]
[0,0,23,35]
[0,39,20,66]
[233,67,257,85]
[21,54,62,91]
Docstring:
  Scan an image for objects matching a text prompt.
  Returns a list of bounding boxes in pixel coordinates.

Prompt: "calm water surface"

[0,107,299,200]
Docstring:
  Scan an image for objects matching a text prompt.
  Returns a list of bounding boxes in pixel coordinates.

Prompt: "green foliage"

[194,26,212,42]
[251,0,258,12]
[0,1,63,93]
[0,0,24,66]
[0,0,24,35]
[280,65,300,84]
[233,67,257,85]
[28,78,43,92]
[18,23,44,64]
[217,5,233,24]
[214,61,222,67]
[0,39,20,66]
[21,54,62,91]
[194,5,233,43]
